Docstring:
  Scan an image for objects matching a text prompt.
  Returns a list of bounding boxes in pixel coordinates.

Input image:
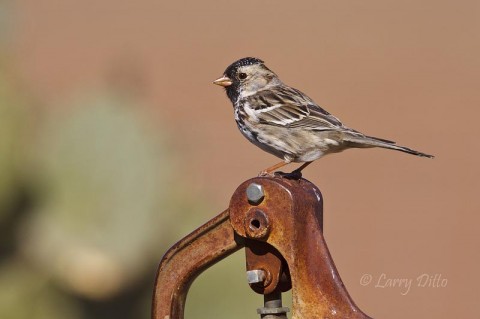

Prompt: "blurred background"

[1,0,479,318]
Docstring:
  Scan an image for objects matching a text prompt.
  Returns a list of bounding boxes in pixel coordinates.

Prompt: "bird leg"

[293,161,313,174]
[259,161,290,176]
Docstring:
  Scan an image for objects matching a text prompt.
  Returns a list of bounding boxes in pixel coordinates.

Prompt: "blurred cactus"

[0,57,211,317]
[20,91,178,300]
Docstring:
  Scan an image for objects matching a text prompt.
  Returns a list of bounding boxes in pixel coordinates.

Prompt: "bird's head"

[213,57,280,102]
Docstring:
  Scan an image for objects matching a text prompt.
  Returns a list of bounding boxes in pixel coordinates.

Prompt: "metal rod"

[257,291,289,319]
[264,291,282,308]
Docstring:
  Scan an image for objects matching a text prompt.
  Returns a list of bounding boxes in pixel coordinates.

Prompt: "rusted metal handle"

[152,177,373,319]
[151,210,242,319]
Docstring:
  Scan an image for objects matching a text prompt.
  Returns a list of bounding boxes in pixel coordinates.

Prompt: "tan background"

[4,0,479,318]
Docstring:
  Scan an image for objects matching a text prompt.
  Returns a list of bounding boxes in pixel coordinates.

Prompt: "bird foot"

[258,170,274,177]
[258,169,303,180]
[274,169,303,180]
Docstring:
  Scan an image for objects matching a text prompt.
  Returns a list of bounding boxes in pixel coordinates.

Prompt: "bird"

[213,57,433,177]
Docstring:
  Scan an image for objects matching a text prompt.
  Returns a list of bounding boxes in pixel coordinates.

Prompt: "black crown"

[224,57,264,76]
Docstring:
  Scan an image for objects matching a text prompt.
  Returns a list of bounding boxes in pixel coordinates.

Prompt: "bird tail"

[343,133,434,158]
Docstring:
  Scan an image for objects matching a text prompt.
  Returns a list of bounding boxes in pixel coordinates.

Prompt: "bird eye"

[238,72,247,80]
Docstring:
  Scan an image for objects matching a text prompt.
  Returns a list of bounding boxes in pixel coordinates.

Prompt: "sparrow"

[213,57,433,177]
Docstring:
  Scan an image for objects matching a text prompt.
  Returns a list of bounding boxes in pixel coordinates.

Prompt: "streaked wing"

[244,86,344,131]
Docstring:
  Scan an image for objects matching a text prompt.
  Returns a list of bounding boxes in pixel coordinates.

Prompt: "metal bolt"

[246,269,266,284]
[246,183,264,205]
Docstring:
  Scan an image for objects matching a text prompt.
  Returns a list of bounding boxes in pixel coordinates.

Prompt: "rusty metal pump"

[152,177,373,319]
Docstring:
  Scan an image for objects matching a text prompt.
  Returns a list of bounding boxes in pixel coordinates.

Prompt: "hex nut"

[246,269,266,284]
[246,183,265,205]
